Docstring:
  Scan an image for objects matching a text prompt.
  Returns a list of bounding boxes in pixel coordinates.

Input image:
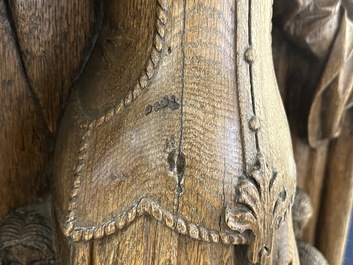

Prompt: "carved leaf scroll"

[225,154,291,264]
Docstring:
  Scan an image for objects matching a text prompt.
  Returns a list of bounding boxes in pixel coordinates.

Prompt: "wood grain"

[273,1,353,264]
[316,110,353,265]
[0,0,99,219]
[54,0,298,264]
[0,204,57,264]
[8,0,100,132]
[3,0,351,263]
[0,0,50,218]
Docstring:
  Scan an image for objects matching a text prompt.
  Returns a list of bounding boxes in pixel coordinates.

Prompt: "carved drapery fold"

[52,0,297,263]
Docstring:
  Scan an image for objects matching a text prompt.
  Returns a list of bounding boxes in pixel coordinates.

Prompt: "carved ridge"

[61,2,295,262]
[229,0,295,263]
[225,154,294,264]
[61,0,252,244]
[60,0,249,245]
[74,0,168,127]
[63,0,168,237]
[61,197,251,244]
[0,208,57,263]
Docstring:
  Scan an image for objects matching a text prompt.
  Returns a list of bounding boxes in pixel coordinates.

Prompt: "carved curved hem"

[74,0,167,122]
[59,197,251,245]
[57,0,250,246]
[55,3,296,265]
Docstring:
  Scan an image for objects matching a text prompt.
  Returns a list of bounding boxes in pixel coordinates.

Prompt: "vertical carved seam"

[226,1,294,264]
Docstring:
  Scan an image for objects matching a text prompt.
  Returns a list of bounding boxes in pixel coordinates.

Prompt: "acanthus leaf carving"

[226,154,292,264]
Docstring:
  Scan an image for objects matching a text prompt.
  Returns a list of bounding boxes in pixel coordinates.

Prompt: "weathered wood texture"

[316,110,353,265]
[54,0,298,264]
[2,0,344,264]
[297,241,329,265]
[0,204,57,264]
[291,188,329,265]
[0,0,98,219]
[273,1,353,264]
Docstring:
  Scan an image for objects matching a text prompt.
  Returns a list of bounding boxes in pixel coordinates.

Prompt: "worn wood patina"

[0,0,352,264]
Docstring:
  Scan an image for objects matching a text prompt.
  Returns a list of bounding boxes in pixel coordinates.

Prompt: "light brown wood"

[273,1,353,264]
[316,110,353,265]
[53,0,298,264]
[2,0,352,264]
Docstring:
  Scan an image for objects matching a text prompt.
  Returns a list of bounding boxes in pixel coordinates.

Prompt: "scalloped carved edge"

[60,0,250,245]
[61,197,250,245]
[60,1,296,259]
[63,0,168,236]
[73,0,168,128]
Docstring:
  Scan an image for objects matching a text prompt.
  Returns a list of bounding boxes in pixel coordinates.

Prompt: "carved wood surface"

[0,0,98,219]
[273,1,353,264]
[0,205,57,264]
[2,0,351,264]
[54,0,298,264]
[0,0,50,219]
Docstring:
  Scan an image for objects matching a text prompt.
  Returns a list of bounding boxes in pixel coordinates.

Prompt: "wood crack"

[175,0,188,214]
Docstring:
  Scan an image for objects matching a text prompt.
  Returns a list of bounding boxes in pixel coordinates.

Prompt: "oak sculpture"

[273,1,353,264]
[0,0,352,264]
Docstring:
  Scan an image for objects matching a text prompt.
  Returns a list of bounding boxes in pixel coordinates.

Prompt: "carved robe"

[53,0,298,264]
[273,0,353,264]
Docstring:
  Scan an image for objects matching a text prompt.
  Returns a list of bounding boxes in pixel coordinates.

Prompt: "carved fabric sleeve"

[273,0,341,59]
[273,0,353,146]
[308,11,353,146]
[272,1,353,265]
